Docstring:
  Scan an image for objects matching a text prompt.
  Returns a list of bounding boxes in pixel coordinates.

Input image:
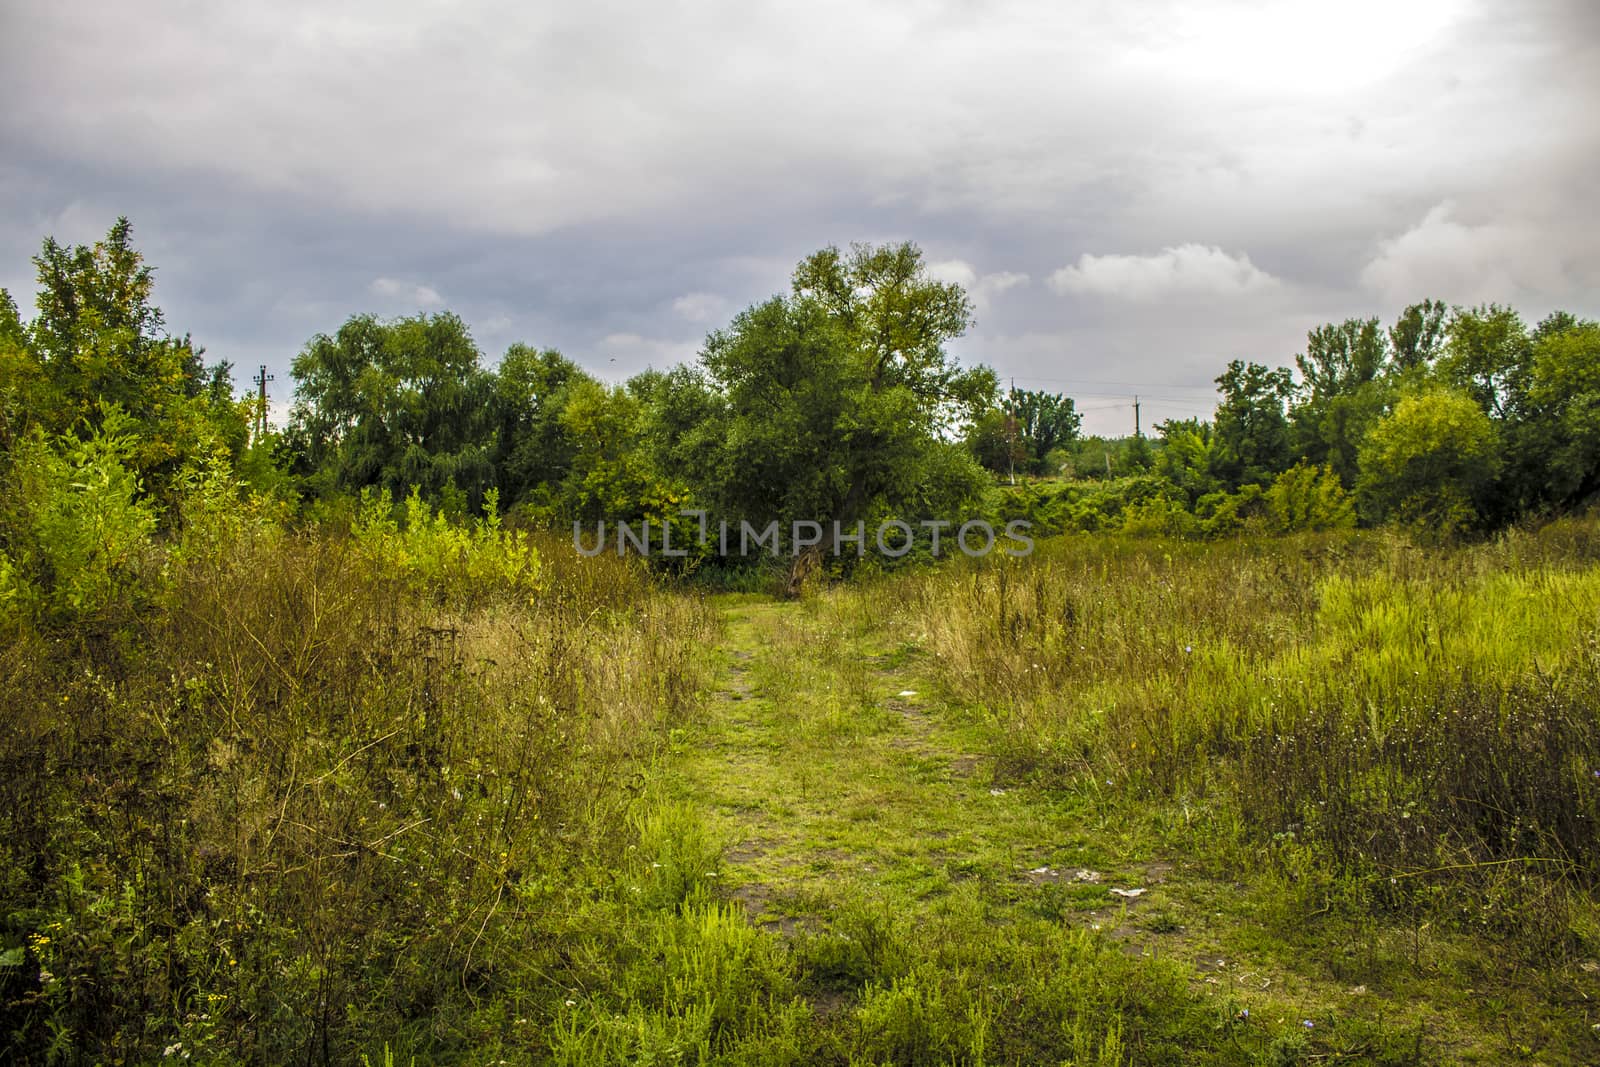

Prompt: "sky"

[2,0,1596,435]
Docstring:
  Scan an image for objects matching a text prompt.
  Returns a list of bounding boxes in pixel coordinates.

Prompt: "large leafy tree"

[1357,388,1499,536]
[1438,304,1532,420]
[1289,317,1391,486]
[490,343,592,509]
[1208,360,1294,490]
[1153,418,1218,506]
[1522,321,1600,509]
[1010,389,1081,474]
[1387,299,1449,374]
[966,407,1029,480]
[287,312,497,511]
[3,218,245,502]
[628,365,729,504]
[701,242,995,534]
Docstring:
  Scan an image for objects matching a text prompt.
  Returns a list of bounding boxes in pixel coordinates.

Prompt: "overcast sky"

[3,0,1596,434]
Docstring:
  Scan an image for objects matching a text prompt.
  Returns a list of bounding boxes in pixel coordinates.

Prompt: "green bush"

[2,407,157,623]
[351,485,542,603]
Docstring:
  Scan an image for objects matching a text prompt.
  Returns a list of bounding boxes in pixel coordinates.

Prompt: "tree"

[490,343,592,509]
[1011,389,1081,474]
[1438,304,1531,420]
[1297,317,1385,398]
[1153,418,1217,506]
[1523,322,1600,508]
[629,364,729,503]
[1265,463,1355,532]
[9,219,245,503]
[1387,299,1448,373]
[1289,318,1391,486]
[1357,388,1499,536]
[0,289,40,452]
[1209,360,1294,490]
[966,407,1028,480]
[701,242,995,540]
[287,312,497,511]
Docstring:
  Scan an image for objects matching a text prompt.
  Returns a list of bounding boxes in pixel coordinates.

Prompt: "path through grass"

[647,594,1463,1064]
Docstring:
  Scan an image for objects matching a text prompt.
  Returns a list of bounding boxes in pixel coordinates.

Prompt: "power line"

[1002,373,1218,392]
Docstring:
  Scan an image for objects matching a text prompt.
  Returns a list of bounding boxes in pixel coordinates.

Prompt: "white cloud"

[369,277,443,307]
[1048,244,1279,300]
[1358,201,1574,307]
[928,259,1030,310]
[4,0,1597,400]
[671,291,728,323]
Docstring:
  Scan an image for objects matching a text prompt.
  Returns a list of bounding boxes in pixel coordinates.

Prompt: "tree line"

[2,218,1597,566]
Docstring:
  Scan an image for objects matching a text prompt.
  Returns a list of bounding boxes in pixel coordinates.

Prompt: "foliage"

[1153,417,1217,506]
[287,312,498,512]
[1209,360,1294,490]
[1,408,157,623]
[1387,299,1449,373]
[1357,388,1499,537]
[968,388,1080,477]
[491,343,594,510]
[351,486,542,603]
[1437,303,1532,420]
[701,242,995,537]
[1523,322,1600,509]
[0,486,714,1063]
[1264,462,1357,533]
[3,219,250,504]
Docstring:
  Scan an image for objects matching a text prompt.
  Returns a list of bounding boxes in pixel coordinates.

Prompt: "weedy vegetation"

[5,222,1600,1063]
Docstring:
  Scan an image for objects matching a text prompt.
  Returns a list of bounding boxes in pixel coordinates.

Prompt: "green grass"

[5,520,1600,1062]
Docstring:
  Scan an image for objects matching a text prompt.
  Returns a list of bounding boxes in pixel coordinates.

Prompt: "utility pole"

[1132,394,1141,439]
[1006,378,1016,486]
[253,364,275,443]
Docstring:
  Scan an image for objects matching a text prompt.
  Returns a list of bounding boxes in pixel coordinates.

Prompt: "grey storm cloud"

[2,0,1596,433]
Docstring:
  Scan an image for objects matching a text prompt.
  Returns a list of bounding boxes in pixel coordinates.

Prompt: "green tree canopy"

[1438,304,1531,420]
[1289,317,1393,486]
[700,242,996,536]
[1387,299,1449,373]
[1209,360,1294,490]
[1357,388,1499,536]
[491,343,593,509]
[3,218,245,503]
[287,312,497,511]
[1523,322,1600,508]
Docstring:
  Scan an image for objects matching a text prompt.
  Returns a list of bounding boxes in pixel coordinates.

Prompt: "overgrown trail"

[654,594,1520,1063]
[662,593,1168,951]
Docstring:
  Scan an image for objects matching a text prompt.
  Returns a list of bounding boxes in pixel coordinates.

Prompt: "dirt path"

[644,594,1555,1061]
[661,594,1162,941]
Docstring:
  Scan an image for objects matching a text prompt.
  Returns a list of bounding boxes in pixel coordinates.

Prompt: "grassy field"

[4,520,1600,1063]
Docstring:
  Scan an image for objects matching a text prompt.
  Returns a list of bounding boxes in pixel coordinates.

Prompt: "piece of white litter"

[1029,866,1053,876]
[1109,887,1146,898]
[1073,869,1102,883]
[989,788,1006,796]
[897,690,917,698]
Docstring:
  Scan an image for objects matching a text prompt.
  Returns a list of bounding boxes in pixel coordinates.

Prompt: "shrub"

[2,407,157,623]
